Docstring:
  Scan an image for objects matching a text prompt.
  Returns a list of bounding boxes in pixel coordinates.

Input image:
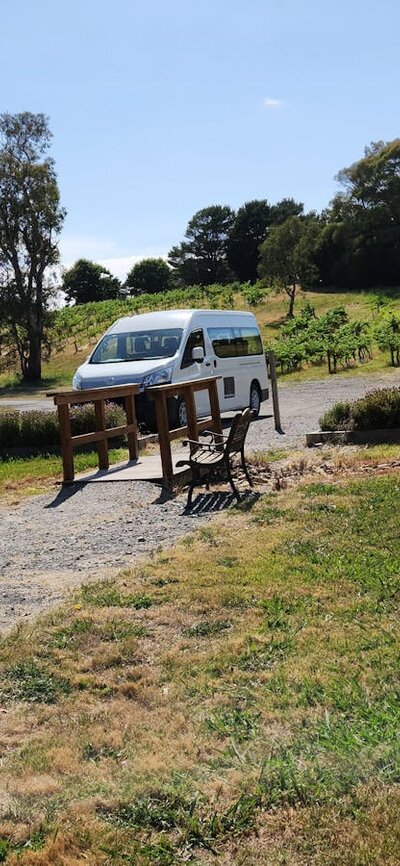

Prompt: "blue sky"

[1,0,399,278]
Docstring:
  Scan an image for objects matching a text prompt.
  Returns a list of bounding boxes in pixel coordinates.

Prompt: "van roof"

[110,308,257,333]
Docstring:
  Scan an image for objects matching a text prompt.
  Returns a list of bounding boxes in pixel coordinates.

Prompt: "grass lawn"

[0,448,129,504]
[1,462,400,863]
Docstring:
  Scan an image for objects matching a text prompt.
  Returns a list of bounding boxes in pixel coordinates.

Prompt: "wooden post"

[57,404,74,482]
[94,399,109,470]
[184,386,198,453]
[268,350,282,432]
[153,390,174,490]
[124,393,139,461]
[208,379,223,440]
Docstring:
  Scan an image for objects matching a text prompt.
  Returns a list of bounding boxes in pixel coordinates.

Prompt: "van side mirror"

[192,346,204,363]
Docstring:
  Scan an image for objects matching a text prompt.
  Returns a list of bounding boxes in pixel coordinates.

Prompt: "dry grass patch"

[0,470,400,862]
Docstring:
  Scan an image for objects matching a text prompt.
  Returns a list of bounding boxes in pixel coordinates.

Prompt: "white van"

[72,309,269,427]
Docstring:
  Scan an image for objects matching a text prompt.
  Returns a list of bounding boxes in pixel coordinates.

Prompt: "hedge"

[0,402,126,450]
[319,388,400,431]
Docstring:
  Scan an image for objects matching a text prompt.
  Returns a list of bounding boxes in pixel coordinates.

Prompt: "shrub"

[0,411,21,448]
[0,402,126,450]
[352,388,400,430]
[319,402,351,431]
[319,389,400,431]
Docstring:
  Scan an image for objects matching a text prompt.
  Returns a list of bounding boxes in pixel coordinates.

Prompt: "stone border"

[306,428,400,447]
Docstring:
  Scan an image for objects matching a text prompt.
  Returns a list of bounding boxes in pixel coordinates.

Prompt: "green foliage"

[271,304,372,375]
[2,661,71,703]
[125,257,171,295]
[374,310,400,365]
[0,112,65,381]
[319,388,400,431]
[259,216,321,316]
[319,401,351,431]
[168,205,235,286]
[45,282,249,355]
[62,258,121,304]
[0,402,126,450]
[226,199,271,283]
[352,388,400,430]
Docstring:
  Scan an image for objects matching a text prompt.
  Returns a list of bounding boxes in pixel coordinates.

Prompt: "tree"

[0,112,65,381]
[259,216,320,316]
[320,140,400,288]
[227,200,271,282]
[270,197,304,225]
[125,257,171,295]
[62,259,121,304]
[168,205,235,286]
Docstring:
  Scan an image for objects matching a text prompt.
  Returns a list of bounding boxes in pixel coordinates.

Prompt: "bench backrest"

[225,408,252,455]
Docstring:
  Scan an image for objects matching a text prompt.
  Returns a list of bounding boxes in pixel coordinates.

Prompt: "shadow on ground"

[183,489,259,516]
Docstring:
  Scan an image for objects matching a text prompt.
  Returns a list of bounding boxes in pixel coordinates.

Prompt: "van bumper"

[261,387,269,402]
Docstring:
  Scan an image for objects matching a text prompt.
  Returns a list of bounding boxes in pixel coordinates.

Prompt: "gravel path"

[0,481,224,632]
[2,367,400,633]
[245,368,400,452]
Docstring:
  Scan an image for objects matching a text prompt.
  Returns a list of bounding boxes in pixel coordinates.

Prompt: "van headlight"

[141,367,173,389]
[72,372,83,389]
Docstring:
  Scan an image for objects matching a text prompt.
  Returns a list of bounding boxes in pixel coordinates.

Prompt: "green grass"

[1,469,400,862]
[0,446,129,500]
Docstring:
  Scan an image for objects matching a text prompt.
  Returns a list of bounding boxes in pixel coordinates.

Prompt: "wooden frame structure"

[146,376,222,490]
[48,384,140,484]
[48,376,223,491]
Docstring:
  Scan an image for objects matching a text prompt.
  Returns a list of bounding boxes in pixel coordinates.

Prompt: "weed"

[80,580,154,610]
[83,742,124,762]
[98,620,148,641]
[198,526,218,546]
[2,662,71,703]
[260,596,297,630]
[205,706,259,742]
[50,617,94,648]
[217,555,239,567]
[183,619,231,638]
[237,636,292,672]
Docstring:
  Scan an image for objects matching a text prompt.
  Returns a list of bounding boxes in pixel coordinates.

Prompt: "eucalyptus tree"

[0,112,65,380]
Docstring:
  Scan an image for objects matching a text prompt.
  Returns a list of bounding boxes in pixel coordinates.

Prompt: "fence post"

[184,387,198,453]
[57,404,74,482]
[208,379,223,439]
[94,399,109,470]
[124,393,139,461]
[268,351,282,433]
[153,390,174,490]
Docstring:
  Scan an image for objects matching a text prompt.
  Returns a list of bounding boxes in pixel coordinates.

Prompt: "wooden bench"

[177,408,254,506]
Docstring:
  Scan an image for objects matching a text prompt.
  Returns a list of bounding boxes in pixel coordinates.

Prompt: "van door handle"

[213,360,217,368]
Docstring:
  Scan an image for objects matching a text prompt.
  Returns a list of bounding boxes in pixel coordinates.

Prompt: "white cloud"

[59,235,168,280]
[263,97,283,108]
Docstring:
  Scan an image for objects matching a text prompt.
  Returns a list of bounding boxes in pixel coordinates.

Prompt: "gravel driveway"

[245,368,400,452]
[0,480,230,632]
[1,368,400,633]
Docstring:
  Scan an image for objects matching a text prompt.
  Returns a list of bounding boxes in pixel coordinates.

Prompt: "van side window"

[181,329,205,368]
[207,327,263,357]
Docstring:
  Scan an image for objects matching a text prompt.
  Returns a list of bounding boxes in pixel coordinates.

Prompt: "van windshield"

[90,329,183,364]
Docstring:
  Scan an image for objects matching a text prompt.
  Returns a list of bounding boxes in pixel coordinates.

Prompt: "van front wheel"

[249,382,261,417]
[170,396,187,429]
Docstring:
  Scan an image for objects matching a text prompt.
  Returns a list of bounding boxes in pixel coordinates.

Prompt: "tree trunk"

[286,284,296,317]
[21,329,42,381]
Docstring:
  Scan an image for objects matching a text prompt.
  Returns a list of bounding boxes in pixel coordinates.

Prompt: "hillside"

[1,283,400,395]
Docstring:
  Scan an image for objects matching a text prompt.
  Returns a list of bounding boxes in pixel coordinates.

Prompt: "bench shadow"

[183,489,259,516]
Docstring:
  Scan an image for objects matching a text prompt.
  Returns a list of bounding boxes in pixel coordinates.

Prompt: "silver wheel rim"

[178,401,187,427]
[250,387,260,413]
